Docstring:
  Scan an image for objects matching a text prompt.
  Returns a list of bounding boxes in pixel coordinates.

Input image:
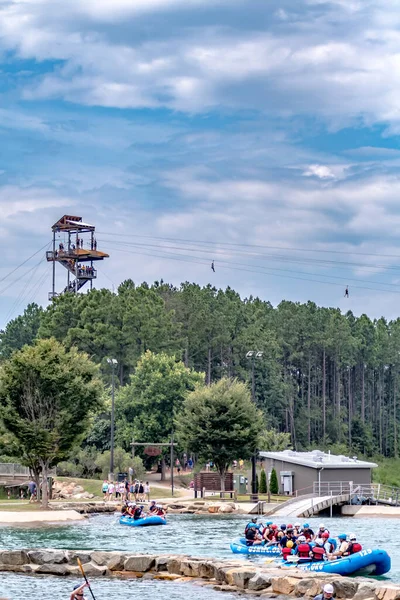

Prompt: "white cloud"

[303,165,336,179]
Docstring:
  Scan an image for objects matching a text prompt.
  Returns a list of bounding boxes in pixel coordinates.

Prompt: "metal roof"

[259,449,377,469]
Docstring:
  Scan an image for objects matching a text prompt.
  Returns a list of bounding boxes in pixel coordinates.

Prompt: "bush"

[57,461,84,478]
[270,467,279,494]
[259,469,267,494]
[95,448,145,480]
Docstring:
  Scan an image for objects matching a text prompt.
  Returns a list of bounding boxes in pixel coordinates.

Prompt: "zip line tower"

[46,215,109,299]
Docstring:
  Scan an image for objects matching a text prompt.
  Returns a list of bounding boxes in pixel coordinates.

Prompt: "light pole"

[246,350,263,502]
[107,358,118,481]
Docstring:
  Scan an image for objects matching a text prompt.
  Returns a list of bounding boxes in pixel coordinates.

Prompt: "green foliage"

[259,468,267,493]
[0,338,103,506]
[258,429,291,452]
[270,467,279,494]
[6,279,400,459]
[116,351,204,451]
[95,448,145,479]
[0,303,42,360]
[176,378,262,488]
[372,457,400,487]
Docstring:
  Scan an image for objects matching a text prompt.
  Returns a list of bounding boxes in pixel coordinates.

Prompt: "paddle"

[77,558,97,600]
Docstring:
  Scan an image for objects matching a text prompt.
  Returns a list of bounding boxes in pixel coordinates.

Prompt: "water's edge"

[0,548,396,600]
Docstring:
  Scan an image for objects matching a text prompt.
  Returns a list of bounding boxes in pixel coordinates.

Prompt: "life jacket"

[266,531,275,541]
[245,528,256,541]
[297,543,311,558]
[282,548,292,561]
[156,509,165,516]
[133,507,142,520]
[345,542,362,555]
[311,546,326,561]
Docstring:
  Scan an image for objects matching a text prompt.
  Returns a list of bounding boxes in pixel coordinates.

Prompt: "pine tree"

[259,468,267,493]
[270,467,279,494]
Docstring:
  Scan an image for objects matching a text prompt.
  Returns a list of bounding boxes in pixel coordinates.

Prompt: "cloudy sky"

[2,0,400,327]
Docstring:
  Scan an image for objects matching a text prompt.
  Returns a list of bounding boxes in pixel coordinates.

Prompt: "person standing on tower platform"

[94,238,97,251]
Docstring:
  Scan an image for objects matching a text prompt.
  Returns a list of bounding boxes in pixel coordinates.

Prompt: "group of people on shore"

[121,499,166,520]
[245,520,362,561]
[102,479,150,502]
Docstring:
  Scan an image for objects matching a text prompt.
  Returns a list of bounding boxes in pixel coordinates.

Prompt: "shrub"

[270,467,279,494]
[259,469,267,494]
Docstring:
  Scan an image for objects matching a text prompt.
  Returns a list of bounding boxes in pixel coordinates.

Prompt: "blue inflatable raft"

[285,549,391,577]
[230,538,281,556]
[119,515,166,527]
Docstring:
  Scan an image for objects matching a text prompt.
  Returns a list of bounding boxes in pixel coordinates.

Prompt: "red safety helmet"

[271,524,278,529]
[322,531,330,538]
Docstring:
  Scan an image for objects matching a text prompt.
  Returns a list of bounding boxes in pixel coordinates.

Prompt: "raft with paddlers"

[119,515,167,527]
[284,549,390,576]
[230,538,281,556]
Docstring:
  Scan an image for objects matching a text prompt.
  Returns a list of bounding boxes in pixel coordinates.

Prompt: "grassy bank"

[372,457,400,488]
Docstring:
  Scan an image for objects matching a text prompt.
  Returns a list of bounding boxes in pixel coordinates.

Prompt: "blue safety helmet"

[303,523,309,528]
[280,524,286,530]
[338,533,347,540]
[266,521,273,526]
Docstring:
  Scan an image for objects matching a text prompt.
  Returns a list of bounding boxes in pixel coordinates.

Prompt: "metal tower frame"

[46,215,109,299]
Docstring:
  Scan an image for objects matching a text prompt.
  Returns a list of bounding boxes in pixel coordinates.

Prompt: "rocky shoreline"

[0,549,397,600]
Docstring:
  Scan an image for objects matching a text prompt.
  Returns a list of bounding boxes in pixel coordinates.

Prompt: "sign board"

[144,445,162,456]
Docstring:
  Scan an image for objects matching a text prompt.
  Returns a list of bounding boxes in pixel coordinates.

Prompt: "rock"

[376,586,400,600]
[208,506,219,514]
[225,567,258,589]
[0,550,29,566]
[28,550,67,564]
[124,555,155,572]
[79,562,107,577]
[108,555,126,572]
[180,560,201,578]
[91,551,115,566]
[155,557,170,572]
[167,559,183,575]
[353,583,378,600]
[36,564,70,576]
[198,561,217,579]
[271,577,301,595]
[67,551,93,565]
[332,579,359,599]
[248,573,273,592]
[218,505,233,513]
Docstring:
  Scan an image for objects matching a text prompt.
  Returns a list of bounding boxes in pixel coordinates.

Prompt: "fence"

[0,463,56,479]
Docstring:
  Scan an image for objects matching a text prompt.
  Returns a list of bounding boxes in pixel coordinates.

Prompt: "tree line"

[1,279,400,458]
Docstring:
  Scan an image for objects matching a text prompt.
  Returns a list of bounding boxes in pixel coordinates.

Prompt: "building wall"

[263,458,372,494]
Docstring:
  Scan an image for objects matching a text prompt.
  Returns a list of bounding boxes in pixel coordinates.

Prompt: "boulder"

[353,583,378,600]
[198,561,217,579]
[167,559,183,575]
[271,576,301,595]
[0,550,29,566]
[155,557,170,572]
[294,578,320,597]
[124,555,155,572]
[36,564,70,576]
[28,550,67,565]
[91,551,114,566]
[67,551,93,565]
[79,562,107,577]
[108,555,126,572]
[248,573,273,592]
[376,586,400,600]
[180,560,201,578]
[207,505,221,513]
[219,505,233,514]
[225,567,258,589]
[332,579,359,599]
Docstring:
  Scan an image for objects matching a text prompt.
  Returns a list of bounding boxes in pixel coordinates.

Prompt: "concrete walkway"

[269,495,333,518]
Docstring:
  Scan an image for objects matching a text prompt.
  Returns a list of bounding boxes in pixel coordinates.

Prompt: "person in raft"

[70,582,89,600]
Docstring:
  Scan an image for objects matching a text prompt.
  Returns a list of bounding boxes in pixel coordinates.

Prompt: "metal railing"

[313,481,356,497]
[0,463,56,478]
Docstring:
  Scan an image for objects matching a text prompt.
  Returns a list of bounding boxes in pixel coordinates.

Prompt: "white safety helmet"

[297,535,306,542]
[319,523,325,529]
[349,533,357,540]
[323,584,334,594]
[295,522,301,528]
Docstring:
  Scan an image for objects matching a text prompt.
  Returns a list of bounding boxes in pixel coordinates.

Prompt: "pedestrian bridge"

[263,481,378,518]
[267,493,351,518]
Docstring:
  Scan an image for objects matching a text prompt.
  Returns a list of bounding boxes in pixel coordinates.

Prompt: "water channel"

[0,513,397,597]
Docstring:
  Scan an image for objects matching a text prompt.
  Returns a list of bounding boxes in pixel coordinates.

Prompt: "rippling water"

[0,513,397,589]
[0,572,241,600]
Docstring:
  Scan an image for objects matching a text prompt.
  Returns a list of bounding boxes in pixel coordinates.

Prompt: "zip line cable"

[4,257,46,323]
[97,237,400,274]
[100,239,400,290]
[97,231,400,260]
[101,244,400,295]
[0,241,51,285]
